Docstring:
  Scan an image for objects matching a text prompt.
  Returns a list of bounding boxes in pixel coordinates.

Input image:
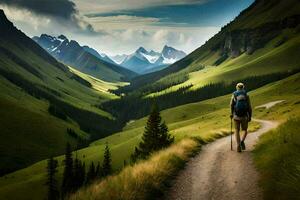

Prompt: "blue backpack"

[233,90,249,117]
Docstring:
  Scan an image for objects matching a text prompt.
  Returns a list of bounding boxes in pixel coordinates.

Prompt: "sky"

[0,0,254,56]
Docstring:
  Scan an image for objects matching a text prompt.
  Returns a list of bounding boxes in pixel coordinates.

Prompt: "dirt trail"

[255,100,285,109]
[165,119,279,200]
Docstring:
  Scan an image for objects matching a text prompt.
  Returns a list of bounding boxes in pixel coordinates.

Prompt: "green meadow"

[1,71,299,200]
[254,118,300,199]
[148,30,300,97]
[0,40,126,175]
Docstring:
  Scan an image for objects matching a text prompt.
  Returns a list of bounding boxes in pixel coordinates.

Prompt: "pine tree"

[61,143,73,198]
[95,162,102,178]
[73,154,85,190]
[131,103,174,161]
[46,157,59,200]
[159,121,174,148]
[86,161,96,184]
[102,143,112,177]
[80,162,86,185]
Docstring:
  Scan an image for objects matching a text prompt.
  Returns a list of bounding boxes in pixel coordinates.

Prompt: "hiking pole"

[230,117,233,151]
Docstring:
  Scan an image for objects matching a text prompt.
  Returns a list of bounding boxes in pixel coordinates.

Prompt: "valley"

[0,0,299,199]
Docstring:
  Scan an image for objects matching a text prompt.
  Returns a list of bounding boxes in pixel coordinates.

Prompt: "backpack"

[233,90,249,117]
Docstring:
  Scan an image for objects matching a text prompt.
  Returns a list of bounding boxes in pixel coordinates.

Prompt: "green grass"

[70,72,300,200]
[0,33,127,175]
[70,138,200,200]
[1,71,300,200]
[148,30,300,97]
[0,75,89,174]
[253,117,300,200]
[68,66,127,99]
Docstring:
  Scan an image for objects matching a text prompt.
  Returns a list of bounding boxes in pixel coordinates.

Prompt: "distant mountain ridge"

[33,34,136,82]
[111,45,186,74]
[82,45,116,64]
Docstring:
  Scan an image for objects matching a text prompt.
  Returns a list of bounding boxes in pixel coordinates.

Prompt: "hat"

[236,82,245,90]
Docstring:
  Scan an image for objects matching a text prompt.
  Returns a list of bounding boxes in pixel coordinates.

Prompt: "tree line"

[100,70,300,123]
[112,64,204,96]
[46,143,112,200]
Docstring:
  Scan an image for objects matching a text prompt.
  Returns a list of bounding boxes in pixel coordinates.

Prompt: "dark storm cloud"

[0,0,103,35]
[0,0,77,19]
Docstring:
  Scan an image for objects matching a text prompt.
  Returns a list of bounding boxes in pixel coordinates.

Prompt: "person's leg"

[240,117,249,150]
[241,130,248,141]
[234,120,241,152]
[241,117,249,141]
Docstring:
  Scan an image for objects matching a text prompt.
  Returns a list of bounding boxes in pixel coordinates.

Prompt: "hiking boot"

[237,146,242,153]
[240,141,246,150]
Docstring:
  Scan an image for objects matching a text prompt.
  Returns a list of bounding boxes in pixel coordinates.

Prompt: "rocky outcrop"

[215,15,300,58]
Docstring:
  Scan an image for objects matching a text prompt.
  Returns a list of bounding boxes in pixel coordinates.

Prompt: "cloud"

[74,0,210,14]
[74,26,220,56]
[87,15,160,31]
[0,0,100,35]
[0,0,77,19]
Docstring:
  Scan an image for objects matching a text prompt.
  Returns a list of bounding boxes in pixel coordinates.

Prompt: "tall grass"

[253,117,300,199]
[69,138,200,200]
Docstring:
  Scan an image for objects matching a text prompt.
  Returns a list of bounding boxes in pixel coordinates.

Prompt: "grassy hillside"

[253,118,300,200]
[0,10,127,175]
[68,66,126,99]
[0,1,299,199]
[0,84,85,175]
[150,31,300,96]
[73,72,300,200]
[1,71,299,200]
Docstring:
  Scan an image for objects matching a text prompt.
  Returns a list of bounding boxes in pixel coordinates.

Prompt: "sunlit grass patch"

[70,138,199,200]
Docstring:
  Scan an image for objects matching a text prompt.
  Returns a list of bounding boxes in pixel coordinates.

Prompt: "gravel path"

[164,119,279,200]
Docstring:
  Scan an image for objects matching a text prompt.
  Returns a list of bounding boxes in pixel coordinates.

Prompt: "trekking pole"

[230,118,233,151]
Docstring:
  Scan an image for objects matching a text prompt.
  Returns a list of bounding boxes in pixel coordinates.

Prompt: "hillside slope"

[1,69,299,200]
[119,0,300,95]
[0,9,123,175]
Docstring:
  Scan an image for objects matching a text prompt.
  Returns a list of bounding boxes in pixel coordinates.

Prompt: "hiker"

[230,83,252,152]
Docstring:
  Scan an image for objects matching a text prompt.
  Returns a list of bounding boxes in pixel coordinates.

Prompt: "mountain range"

[112,45,186,74]
[32,34,136,82]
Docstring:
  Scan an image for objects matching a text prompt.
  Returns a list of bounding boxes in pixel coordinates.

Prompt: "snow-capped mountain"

[111,54,128,65]
[111,45,186,74]
[32,34,116,65]
[160,45,187,65]
[32,34,136,81]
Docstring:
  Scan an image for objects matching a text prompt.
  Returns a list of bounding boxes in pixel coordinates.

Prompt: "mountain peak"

[162,45,175,53]
[0,9,13,30]
[136,47,148,54]
[40,34,53,39]
[58,35,67,40]
[116,45,186,74]
[159,45,186,65]
[0,9,5,19]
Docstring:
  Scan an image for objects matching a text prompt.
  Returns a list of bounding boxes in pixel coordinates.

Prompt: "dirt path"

[255,100,285,109]
[165,119,279,200]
